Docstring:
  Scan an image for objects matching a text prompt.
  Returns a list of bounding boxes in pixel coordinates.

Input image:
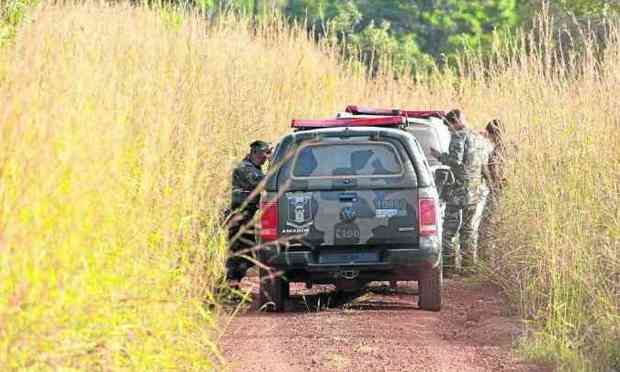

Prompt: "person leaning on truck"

[430,109,483,273]
[226,140,272,284]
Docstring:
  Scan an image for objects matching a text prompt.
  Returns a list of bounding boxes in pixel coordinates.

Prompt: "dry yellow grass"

[0,2,618,370]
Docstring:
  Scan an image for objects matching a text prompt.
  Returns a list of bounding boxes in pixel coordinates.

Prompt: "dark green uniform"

[231,158,264,213]
[226,157,265,281]
[437,127,483,270]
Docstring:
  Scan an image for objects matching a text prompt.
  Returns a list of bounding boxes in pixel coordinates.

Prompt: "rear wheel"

[259,268,288,312]
[418,264,442,311]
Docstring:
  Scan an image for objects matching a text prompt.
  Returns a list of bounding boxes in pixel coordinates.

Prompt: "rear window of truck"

[292,142,403,178]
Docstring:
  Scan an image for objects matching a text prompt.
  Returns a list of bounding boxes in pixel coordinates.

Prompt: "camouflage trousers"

[442,203,479,271]
[472,182,490,252]
[477,187,500,261]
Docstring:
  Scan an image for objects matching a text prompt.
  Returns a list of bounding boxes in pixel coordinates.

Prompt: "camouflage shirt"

[438,128,483,206]
[476,134,495,192]
[231,157,264,212]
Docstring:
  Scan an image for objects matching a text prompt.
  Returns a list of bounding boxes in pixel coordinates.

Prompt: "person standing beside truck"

[431,109,483,273]
[472,127,495,260]
[478,119,508,225]
[477,119,506,260]
[226,140,272,284]
[486,119,507,192]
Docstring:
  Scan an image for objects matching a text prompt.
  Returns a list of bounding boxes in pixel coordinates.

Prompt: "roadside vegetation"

[0,1,618,371]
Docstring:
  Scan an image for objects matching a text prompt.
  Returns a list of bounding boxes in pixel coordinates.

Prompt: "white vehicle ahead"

[343,106,455,222]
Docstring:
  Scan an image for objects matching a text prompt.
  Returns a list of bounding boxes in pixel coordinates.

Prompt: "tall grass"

[0,2,618,370]
[0,2,413,369]
[478,22,620,371]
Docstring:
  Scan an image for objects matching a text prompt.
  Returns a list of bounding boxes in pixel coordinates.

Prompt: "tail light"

[259,198,279,242]
[418,198,438,236]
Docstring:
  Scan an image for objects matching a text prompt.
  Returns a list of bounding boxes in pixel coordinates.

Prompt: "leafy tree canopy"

[281,0,520,71]
[201,0,619,72]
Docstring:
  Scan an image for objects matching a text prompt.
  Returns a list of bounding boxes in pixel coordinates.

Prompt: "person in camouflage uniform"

[486,119,507,191]
[226,140,272,282]
[472,129,495,260]
[476,119,506,260]
[431,109,484,273]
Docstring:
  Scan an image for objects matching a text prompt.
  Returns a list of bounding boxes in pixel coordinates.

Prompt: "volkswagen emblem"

[340,206,357,222]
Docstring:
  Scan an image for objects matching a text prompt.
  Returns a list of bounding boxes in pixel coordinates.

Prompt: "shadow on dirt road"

[220,274,552,372]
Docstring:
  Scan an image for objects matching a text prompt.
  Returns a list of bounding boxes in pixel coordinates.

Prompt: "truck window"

[292,142,403,178]
[408,127,439,158]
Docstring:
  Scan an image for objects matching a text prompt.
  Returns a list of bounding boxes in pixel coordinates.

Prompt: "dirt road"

[220,276,550,372]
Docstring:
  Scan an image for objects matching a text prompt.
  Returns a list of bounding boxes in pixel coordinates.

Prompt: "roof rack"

[345,105,446,119]
[291,116,405,130]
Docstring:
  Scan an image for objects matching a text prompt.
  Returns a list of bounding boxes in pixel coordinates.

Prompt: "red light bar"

[346,105,445,119]
[291,116,405,129]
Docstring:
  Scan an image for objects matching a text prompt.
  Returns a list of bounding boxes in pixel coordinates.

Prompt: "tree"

[282,0,521,72]
[555,0,620,16]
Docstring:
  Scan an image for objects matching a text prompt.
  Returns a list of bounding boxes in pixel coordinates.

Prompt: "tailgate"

[279,189,419,247]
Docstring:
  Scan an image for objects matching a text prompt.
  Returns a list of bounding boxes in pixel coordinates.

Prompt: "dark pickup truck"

[256,115,442,312]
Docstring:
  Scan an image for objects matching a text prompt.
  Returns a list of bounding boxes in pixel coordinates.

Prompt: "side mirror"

[434,168,455,187]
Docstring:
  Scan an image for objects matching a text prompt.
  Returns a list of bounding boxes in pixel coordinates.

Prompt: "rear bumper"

[258,237,441,282]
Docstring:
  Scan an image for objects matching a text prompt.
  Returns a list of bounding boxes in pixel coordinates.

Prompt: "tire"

[259,268,288,312]
[418,264,442,311]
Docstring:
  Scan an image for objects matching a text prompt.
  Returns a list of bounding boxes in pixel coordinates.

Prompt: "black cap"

[250,140,271,153]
